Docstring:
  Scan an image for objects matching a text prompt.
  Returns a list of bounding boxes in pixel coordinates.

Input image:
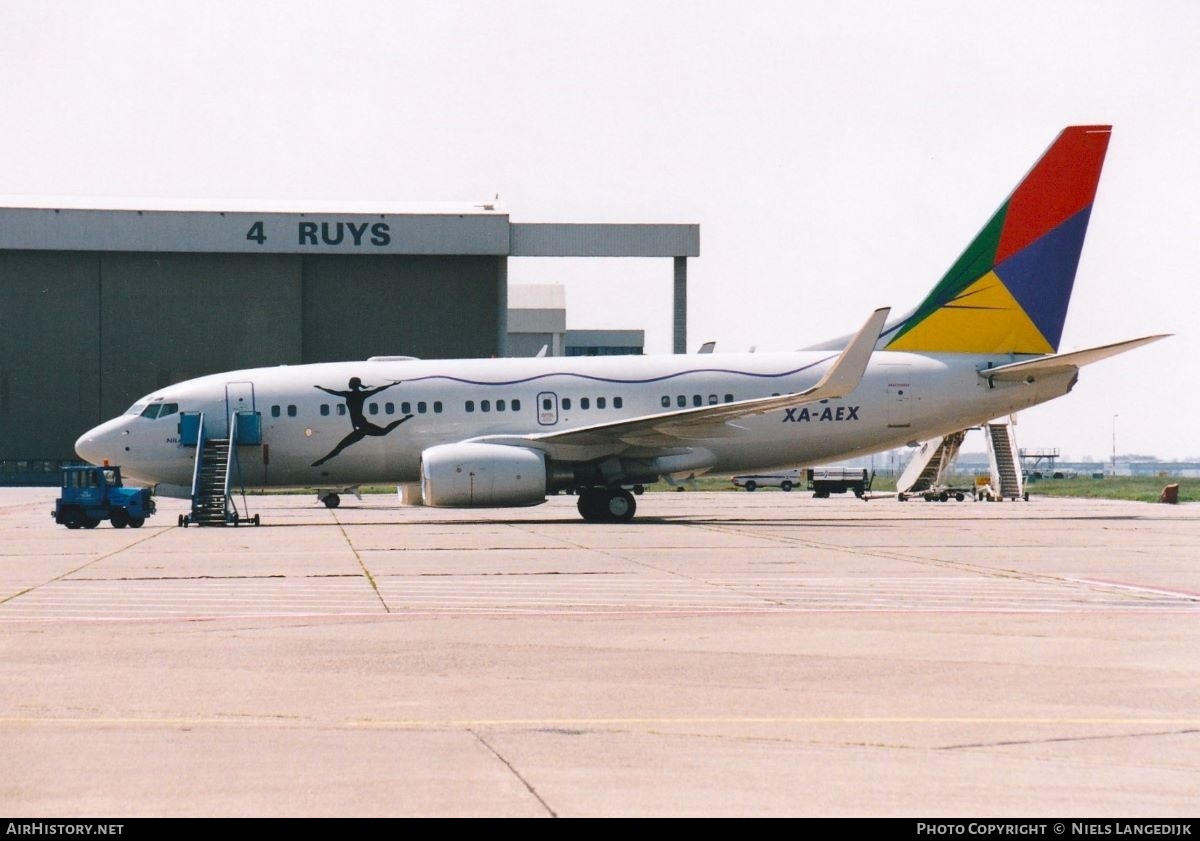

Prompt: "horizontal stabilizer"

[981,334,1169,381]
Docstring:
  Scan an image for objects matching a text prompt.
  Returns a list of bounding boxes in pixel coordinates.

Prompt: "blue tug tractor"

[52,465,156,529]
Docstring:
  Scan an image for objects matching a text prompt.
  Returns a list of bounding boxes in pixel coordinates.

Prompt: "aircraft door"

[224,381,256,437]
[536,391,559,426]
[886,377,912,428]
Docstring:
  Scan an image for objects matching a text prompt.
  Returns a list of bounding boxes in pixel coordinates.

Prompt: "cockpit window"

[138,402,179,420]
[125,401,149,416]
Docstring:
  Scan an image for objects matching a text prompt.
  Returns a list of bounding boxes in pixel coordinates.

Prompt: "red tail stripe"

[995,126,1111,264]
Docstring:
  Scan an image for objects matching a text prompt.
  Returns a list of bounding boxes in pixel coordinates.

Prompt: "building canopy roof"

[0,198,698,257]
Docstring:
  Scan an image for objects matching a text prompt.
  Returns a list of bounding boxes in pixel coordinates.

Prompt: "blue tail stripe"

[992,205,1093,351]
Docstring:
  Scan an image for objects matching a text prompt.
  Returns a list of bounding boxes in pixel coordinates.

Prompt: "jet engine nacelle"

[420,443,547,508]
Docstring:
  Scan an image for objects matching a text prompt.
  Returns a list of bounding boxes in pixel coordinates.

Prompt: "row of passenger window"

[464,398,522,413]
[270,401,444,419]
[566,396,621,411]
[133,393,736,424]
[177,393,730,423]
[465,395,631,413]
[663,394,735,408]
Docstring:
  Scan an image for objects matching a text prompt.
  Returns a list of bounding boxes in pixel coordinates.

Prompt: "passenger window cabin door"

[224,381,256,437]
[886,380,912,428]
[537,392,559,426]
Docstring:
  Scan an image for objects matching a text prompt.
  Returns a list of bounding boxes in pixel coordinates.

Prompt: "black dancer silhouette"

[311,377,413,466]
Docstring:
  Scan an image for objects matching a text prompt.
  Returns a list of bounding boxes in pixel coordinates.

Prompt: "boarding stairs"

[191,437,232,526]
[179,411,261,527]
[896,429,967,496]
[985,420,1025,501]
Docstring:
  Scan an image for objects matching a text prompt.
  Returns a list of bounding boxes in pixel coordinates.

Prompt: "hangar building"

[506,284,646,358]
[0,199,698,483]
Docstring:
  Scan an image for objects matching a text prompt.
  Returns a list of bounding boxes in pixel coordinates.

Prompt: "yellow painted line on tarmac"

[1,714,1198,729]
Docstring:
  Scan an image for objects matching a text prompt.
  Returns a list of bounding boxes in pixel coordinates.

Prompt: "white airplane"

[75,125,1165,523]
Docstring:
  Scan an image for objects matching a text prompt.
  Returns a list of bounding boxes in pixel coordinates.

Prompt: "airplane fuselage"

[72,125,1148,523]
[78,350,1074,491]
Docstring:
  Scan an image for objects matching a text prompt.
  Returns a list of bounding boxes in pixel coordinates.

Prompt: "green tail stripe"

[891,200,1009,343]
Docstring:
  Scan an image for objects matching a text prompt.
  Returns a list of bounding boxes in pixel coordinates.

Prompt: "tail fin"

[884,125,1111,355]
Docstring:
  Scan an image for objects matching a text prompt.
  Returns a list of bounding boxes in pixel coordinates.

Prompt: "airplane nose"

[75,418,124,466]
[75,428,104,466]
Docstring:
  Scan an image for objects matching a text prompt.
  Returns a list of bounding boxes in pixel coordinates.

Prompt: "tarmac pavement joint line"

[936,727,1200,751]
[689,521,1195,605]
[1065,577,1200,602]
[332,511,390,613]
[468,728,557,817]
[502,518,789,607]
[0,526,170,607]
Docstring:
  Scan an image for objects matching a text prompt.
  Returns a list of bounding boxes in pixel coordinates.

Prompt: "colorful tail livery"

[885,125,1112,355]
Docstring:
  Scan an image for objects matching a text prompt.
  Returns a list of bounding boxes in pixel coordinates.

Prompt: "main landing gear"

[576,488,637,522]
[317,488,361,509]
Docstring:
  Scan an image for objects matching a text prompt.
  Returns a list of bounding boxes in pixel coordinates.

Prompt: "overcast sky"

[3,1,1196,459]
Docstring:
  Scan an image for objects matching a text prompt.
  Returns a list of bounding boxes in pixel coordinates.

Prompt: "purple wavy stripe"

[392,357,834,388]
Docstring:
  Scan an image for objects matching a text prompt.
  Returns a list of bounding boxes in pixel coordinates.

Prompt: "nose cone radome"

[74,417,126,466]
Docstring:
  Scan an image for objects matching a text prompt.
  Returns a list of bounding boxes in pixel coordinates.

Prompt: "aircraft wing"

[473,308,888,460]
[980,335,1169,382]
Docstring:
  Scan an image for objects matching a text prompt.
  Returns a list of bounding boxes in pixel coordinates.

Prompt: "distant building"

[506,284,644,358]
[565,329,644,356]
[507,284,566,357]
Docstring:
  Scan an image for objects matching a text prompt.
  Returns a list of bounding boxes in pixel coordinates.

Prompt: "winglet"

[474,307,892,453]
[802,307,890,399]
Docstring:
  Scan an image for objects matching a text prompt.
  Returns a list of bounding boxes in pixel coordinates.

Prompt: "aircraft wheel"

[780,480,793,492]
[128,516,145,529]
[253,514,261,526]
[604,489,636,522]
[897,493,907,502]
[111,509,129,529]
[744,480,757,492]
[323,493,340,509]
[577,491,604,522]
